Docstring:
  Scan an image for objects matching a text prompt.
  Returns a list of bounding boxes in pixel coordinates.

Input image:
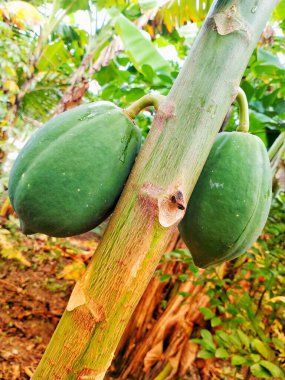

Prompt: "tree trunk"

[107,238,227,380]
[33,1,278,379]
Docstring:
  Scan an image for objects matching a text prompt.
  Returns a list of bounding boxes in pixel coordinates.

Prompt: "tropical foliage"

[0,0,285,378]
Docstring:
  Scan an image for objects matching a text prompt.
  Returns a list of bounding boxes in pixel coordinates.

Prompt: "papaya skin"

[179,132,272,268]
[9,101,141,237]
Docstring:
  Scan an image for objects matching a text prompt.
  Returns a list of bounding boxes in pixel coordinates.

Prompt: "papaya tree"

[29,1,281,378]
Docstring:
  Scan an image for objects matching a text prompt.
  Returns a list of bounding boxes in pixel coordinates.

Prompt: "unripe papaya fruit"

[179,132,272,268]
[9,101,141,237]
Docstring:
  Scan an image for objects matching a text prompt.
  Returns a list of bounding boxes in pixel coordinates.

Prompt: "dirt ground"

[0,219,98,380]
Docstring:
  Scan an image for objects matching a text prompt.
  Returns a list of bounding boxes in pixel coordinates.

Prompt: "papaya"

[9,101,141,237]
[179,131,272,268]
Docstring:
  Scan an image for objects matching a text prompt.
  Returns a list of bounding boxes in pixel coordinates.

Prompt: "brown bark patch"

[87,299,106,323]
[72,306,99,333]
[213,5,250,37]
[78,368,104,379]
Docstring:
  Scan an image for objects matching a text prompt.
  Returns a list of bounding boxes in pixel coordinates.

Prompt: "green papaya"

[9,101,141,237]
[179,131,272,268]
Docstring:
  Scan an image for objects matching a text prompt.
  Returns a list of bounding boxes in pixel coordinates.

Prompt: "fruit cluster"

[9,91,272,267]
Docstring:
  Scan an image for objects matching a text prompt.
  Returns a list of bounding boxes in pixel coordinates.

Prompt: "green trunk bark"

[33,1,279,379]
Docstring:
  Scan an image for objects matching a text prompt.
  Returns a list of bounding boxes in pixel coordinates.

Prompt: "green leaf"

[198,349,215,359]
[211,317,222,327]
[200,307,215,320]
[250,354,261,363]
[227,333,243,350]
[115,14,171,75]
[138,0,158,12]
[216,331,232,347]
[250,110,277,126]
[178,291,190,297]
[57,0,89,13]
[231,355,248,366]
[257,48,285,70]
[260,360,285,378]
[125,88,146,102]
[157,74,173,85]
[189,262,199,274]
[37,41,71,72]
[226,304,239,315]
[215,348,229,359]
[272,0,285,20]
[236,330,250,349]
[252,339,275,361]
[178,273,189,282]
[160,274,171,282]
[141,65,155,82]
[251,364,272,378]
[272,337,285,350]
[200,329,216,351]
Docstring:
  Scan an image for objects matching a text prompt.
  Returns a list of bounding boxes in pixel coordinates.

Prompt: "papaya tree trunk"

[33,1,278,379]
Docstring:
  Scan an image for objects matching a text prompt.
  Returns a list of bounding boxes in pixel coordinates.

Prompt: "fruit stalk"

[268,131,285,161]
[33,1,279,378]
[125,93,165,119]
[236,87,250,133]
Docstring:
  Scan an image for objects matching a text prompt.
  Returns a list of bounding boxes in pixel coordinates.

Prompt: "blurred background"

[0,1,285,379]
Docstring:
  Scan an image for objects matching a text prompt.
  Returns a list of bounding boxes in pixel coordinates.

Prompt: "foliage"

[190,194,285,379]
[225,34,285,147]
[1,0,285,378]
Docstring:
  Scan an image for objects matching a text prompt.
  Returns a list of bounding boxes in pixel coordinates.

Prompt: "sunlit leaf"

[200,307,215,320]
[3,80,19,93]
[0,234,31,267]
[57,0,89,13]
[260,360,285,378]
[138,0,158,12]
[236,330,250,349]
[115,14,171,74]
[154,0,211,33]
[96,0,127,9]
[231,355,248,366]
[251,363,271,378]
[197,349,215,359]
[272,0,285,21]
[58,261,86,281]
[257,48,285,70]
[5,1,44,28]
[215,348,229,359]
[252,339,275,361]
[37,41,71,72]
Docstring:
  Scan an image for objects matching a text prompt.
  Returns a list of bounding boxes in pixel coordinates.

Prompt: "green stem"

[271,140,285,175]
[280,142,285,160]
[268,132,285,161]
[154,362,172,380]
[236,87,249,133]
[125,93,165,119]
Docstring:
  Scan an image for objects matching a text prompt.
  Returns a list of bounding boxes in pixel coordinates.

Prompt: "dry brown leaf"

[144,341,163,370]
[179,341,199,376]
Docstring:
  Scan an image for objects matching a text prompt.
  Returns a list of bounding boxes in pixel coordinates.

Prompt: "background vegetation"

[0,0,285,379]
